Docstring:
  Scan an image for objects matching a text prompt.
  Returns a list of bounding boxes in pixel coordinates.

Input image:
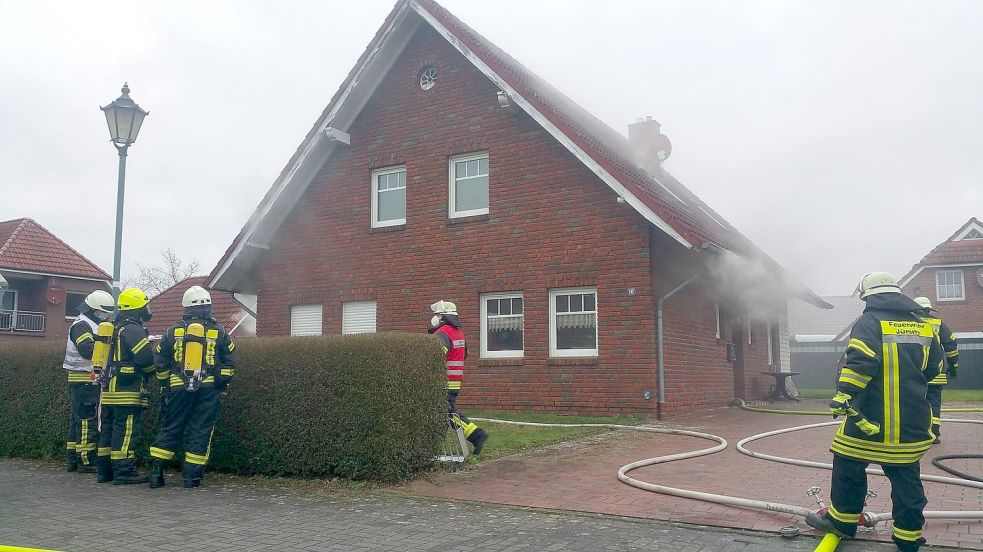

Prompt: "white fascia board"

[0,268,111,284]
[954,220,983,240]
[411,1,692,250]
[210,5,415,292]
[899,262,983,287]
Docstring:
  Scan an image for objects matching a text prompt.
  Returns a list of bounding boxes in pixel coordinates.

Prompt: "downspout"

[656,274,701,420]
[228,292,257,319]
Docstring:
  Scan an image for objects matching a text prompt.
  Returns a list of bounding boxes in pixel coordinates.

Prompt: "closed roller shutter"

[290,304,322,336]
[342,301,376,334]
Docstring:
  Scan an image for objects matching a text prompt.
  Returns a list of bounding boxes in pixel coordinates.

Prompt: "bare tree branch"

[123,248,202,298]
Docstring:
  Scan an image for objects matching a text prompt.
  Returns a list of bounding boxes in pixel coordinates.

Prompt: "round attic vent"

[419,66,437,90]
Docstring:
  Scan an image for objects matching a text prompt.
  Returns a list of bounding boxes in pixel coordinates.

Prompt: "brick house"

[208,0,826,416]
[0,218,111,344]
[899,217,983,334]
[146,276,255,338]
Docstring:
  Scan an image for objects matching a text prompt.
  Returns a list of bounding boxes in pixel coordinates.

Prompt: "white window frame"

[549,287,599,358]
[370,165,406,228]
[714,303,721,339]
[448,152,489,218]
[936,270,965,302]
[480,292,524,359]
[766,320,774,365]
[342,300,377,335]
[290,304,323,336]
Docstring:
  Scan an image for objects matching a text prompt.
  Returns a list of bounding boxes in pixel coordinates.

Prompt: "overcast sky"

[1,0,980,296]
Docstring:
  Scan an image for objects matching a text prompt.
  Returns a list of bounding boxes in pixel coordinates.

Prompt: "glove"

[947,365,958,381]
[854,417,881,436]
[829,391,852,418]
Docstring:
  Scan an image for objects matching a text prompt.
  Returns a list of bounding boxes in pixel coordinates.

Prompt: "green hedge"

[0,333,447,481]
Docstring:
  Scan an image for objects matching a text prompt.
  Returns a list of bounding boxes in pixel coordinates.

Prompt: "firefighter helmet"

[84,290,115,312]
[855,272,901,299]
[430,300,458,316]
[914,296,933,310]
[182,285,212,308]
[117,288,150,311]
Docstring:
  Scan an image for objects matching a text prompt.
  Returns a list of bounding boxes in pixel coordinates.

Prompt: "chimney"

[628,116,672,167]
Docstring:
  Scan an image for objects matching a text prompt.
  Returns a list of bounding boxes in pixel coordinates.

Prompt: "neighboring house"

[208,0,827,416]
[788,296,864,342]
[899,217,983,335]
[0,218,111,343]
[145,276,255,338]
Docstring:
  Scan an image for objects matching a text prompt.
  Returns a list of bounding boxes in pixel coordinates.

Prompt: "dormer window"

[964,228,983,240]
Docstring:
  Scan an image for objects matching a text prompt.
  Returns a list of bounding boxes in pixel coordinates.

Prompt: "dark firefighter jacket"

[153,315,237,390]
[916,313,959,385]
[102,314,155,407]
[832,293,943,465]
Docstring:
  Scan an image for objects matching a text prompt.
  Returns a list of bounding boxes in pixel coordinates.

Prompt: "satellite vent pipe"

[657,273,701,420]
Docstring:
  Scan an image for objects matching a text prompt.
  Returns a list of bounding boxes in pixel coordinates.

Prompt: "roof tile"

[146,276,248,336]
[0,218,111,280]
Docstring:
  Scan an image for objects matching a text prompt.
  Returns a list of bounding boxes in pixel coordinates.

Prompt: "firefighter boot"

[66,452,78,472]
[113,472,149,485]
[183,478,201,489]
[467,428,489,455]
[96,458,113,483]
[77,461,97,474]
[149,460,165,488]
[894,537,926,552]
[805,512,853,539]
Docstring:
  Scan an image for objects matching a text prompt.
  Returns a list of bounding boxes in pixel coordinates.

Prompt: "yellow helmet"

[117,288,150,311]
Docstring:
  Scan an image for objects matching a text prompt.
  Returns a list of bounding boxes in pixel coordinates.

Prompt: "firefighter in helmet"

[913,296,959,443]
[429,300,488,455]
[149,285,237,488]
[95,287,156,484]
[806,272,943,551]
[63,289,115,473]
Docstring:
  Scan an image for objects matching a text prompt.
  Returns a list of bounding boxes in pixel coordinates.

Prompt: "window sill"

[478,358,524,367]
[547,357,599,366]
[447,213,489,225]
[370,224,406,234]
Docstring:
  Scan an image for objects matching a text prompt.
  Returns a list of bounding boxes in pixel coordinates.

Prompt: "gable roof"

[0,218,111,281]
[146,276,251,336]
[208,0,826,308]
[899,217,983,286]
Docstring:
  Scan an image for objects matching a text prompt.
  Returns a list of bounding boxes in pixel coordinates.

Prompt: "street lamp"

[100,83,148,298]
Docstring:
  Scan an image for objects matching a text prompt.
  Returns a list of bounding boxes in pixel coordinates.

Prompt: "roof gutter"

[229,292,257,319]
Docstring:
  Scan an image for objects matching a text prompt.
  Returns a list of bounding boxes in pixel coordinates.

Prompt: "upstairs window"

[65,292,88,318]
[550,287,598,357]
[449,153,489,218]
[371,166,406,228]
[936,270,965,301]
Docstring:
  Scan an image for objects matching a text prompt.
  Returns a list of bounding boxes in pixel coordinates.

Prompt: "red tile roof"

[146,276,249,336]
[0,218,111,280]
[917,217,983,265]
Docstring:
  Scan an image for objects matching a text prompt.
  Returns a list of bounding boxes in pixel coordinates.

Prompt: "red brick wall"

[252,24,787,416]
[903,266,983,332]
[0,275,108,344]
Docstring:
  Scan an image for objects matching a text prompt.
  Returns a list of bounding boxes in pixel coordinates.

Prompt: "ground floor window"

[550,287,598,357]
[480,293,523,358]
[290,304,323,336]
[342,300,377,334]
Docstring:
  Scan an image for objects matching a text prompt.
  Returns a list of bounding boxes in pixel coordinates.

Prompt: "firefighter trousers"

[96,405,143,476]
[447,390,480,438]
[827,455,926,550]
[68,383,100,466]
[926,385,943,438]
[149,387,221,481]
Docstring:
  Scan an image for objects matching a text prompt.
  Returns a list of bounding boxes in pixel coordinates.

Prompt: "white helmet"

[182,285,212,308]
[855,272,901,299]
[430,300,458,316]
[913,296,933,310]
[84,290,115,312]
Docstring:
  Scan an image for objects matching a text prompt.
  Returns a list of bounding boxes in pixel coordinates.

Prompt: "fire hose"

[471,413,983,548]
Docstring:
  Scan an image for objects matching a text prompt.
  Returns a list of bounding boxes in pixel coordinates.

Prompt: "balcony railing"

[0,309,46,333]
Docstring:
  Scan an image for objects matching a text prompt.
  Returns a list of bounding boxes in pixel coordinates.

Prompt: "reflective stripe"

[931,417,941,425]
[848,338,877,358]
[834,427,934,452]
[79,419,89,452]
[66,442,77,450]
[150,446,175,461]
[893,527,923,542]
[827,504,860,524]
[67,372,92,383]
[119,367,135,374]
[76,332,94,345]
[929,373,948,385]
[97,447,111,457]
[884,342,900,444]
[883,334,933,346]
[838,368,871,389]
[445,361,465,367]
[446,369,464,376]
[185,451,208,465]
[447,381,462,390]
[220,368,234,376]
[131,338,150,354]
[946,350,959,357]
[121,414,134,459]
[452,340,466,347]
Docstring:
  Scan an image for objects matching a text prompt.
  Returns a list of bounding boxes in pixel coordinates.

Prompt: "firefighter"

[63,289,115,472]
[148,285,237,489]
[913,296,959,443]
[429,300,488,455]
[806,272,943,551]
[95,287,156,484]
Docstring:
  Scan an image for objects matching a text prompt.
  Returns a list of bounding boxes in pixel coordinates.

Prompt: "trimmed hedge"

[0,333,447,481]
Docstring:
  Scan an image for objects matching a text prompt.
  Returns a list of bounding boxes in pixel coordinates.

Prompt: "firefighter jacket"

[64,311,100,383]
[153,315,237,390]
[831,293,944,465]
[917,313,959,386]
[102,315,155,407]
[434,316,467,391]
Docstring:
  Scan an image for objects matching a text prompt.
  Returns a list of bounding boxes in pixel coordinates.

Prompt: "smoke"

[703,250,796,320]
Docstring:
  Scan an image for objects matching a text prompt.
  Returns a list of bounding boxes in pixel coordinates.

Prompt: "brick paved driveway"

[403,404,983,550]
[0,458,919,552]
